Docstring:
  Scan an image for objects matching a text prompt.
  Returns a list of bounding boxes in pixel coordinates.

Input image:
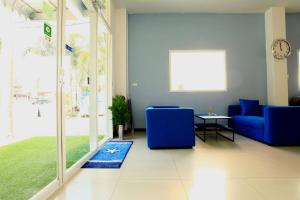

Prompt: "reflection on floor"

[50,132,300,200]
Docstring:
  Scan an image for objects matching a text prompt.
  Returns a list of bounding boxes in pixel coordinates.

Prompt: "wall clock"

[271,39,291,60]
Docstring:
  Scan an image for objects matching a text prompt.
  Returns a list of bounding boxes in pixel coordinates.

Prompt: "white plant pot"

[118,125,124,140]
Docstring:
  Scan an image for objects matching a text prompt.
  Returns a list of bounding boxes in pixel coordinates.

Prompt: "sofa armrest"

[228,105,241,117]
[264,106,300,145]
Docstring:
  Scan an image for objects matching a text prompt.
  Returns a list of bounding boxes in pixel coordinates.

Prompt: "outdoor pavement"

[0,99,106,147]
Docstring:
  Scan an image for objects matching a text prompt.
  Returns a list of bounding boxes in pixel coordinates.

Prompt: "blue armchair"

[146,106,195,149]
[228,105,300,145]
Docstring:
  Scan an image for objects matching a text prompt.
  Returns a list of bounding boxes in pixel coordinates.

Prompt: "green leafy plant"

[109,95,130,126]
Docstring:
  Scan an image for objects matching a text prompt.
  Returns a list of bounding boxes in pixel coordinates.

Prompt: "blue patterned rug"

[82,140,133,169]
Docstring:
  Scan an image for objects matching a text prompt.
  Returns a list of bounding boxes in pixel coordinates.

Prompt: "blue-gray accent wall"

[128,14,268,128]
[287,14,300,98]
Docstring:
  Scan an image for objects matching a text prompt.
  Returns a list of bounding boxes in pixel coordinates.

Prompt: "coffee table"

[194,114,235,142]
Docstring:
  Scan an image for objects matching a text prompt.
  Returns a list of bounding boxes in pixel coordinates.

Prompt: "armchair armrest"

[264,106,300,145]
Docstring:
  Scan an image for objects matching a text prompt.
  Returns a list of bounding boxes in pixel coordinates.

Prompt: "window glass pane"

[0,1,58,199]
[170,50,227,91]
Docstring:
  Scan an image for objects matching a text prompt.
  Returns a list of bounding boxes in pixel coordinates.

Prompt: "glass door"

[63,8,91,169]
[97,17,107,141]
[97,12,112,141]
[0,1,59,199]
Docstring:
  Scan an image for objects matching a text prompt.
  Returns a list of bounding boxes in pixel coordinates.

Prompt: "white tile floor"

[49,132,300,200]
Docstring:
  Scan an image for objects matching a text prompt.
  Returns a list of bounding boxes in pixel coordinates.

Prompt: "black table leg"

[195,119,206,142]
[204,119,206,142]
[232,124,235,142]
[216,119,235,142]
[195,117,235,142]
[215,119,218,140]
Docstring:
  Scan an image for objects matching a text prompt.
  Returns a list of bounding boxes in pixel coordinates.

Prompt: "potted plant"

[109,95,130,140]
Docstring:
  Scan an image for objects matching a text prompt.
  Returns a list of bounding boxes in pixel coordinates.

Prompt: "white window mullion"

[57,0,66,184]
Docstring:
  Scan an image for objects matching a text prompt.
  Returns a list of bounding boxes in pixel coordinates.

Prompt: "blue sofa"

[228,105,300,145]
[146,106,195,148]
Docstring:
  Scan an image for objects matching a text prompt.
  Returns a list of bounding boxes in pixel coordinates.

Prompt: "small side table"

[194,115,235,142]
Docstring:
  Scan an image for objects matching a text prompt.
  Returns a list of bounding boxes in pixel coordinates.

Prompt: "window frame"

[169,49,228,92]
[298,49,300,91]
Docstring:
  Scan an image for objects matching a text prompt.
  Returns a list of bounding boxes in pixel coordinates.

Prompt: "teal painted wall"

[128,14,267,128]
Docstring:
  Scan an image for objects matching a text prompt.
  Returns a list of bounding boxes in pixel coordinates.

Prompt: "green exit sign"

[44,22,52,38]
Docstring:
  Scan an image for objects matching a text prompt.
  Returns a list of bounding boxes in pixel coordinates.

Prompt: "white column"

[265,7,289,106]
[89,11,98,150]
[113,8,128,97]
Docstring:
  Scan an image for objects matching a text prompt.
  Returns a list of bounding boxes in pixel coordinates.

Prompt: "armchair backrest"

[146,107,194,132]
[147,106,179,109]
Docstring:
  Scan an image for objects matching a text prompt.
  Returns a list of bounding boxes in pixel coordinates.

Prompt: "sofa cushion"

[240,99,260,116]
[233,115,264,129]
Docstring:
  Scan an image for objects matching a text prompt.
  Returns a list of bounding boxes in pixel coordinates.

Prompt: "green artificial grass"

[66,136,90,168]
[0,135,104,200]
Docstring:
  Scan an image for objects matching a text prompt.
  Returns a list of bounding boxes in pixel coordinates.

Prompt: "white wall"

[112,8,128,97]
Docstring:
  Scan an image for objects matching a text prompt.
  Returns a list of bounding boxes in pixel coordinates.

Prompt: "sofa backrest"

[228,104,264,116]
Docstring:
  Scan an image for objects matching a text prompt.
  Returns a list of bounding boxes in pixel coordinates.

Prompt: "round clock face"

[271,39,291,60]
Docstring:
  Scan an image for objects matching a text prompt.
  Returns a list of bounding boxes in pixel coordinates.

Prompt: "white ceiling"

[113,0,300,14]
